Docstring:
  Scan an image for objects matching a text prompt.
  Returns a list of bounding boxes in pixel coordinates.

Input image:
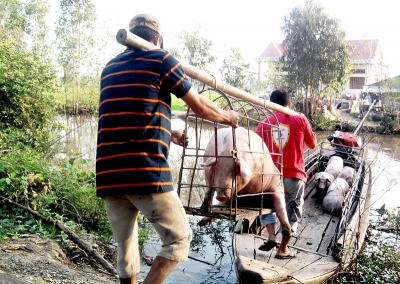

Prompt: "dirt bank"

[0,234,118,284]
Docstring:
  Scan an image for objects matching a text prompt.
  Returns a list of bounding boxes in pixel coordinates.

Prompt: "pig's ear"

[235,158,253,178]
[326,173,334,183]
[315,173,321,182]
[201,157,217,167]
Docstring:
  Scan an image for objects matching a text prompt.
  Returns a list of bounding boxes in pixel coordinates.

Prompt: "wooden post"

[116,29,297,116]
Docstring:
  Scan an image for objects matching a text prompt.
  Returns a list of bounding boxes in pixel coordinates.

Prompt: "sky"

[51,0,400,77]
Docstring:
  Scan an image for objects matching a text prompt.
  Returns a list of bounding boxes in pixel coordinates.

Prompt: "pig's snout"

[216,188,231,203]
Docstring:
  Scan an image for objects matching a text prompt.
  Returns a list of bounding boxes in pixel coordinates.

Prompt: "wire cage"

[176,87,284,222]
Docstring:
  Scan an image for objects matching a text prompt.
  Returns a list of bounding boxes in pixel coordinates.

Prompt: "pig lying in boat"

[324,156,343,178]
[314,172,335,200]
[322,177,350,215]
[314,156,343,199]
[198,127,292,239]
[337,166,356,187]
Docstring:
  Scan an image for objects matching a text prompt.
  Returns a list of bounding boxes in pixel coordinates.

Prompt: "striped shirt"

[96,47,192,197]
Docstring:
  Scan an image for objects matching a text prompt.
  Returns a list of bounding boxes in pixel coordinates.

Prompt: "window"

[351,69,366,74]
[349,77,365,89]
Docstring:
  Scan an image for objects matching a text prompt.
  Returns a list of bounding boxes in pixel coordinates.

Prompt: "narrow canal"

[57,115,400,283]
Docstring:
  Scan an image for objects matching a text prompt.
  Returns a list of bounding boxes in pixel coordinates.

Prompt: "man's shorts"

[105,191,193,278]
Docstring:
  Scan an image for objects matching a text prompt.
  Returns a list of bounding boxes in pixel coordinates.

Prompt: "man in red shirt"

[256,89,317,257]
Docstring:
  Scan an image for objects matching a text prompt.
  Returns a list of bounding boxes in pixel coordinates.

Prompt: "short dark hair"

[130,26,163,48]
[270,89,290,107]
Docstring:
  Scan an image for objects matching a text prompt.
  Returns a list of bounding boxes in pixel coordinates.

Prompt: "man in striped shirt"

[96,14,238,284]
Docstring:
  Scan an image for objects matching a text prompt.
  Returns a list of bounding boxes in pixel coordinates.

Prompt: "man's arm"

[300,115,317,149]
[181,88,239,128]
[307,138,317,150]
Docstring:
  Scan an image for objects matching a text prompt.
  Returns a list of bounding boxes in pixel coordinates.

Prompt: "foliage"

[311,113,338,131]
[262,60,288,94]
[171,96,186,111]
[0,39,60,148]
[330,208,400,283]
[0,0,51,56]
[0,143,112,240]
[55,0,97,114]
[0,205,57,239]
[219,47,251,91]
[0,0,26,46]
[24,0,52,55]
[282,0,352,117]
[170,28,216,74]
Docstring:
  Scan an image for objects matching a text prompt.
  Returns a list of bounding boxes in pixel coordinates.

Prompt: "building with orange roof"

[257,39,388,98]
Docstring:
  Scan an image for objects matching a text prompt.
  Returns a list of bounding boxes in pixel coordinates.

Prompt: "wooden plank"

[317,215,340,255]
[236,255,292,284]
[294,222,329,252]
[184,205,272,221]
[234,234,339,284]
[265,249,337,283]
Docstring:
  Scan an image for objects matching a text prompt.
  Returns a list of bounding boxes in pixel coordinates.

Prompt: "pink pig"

[199,127,291,239]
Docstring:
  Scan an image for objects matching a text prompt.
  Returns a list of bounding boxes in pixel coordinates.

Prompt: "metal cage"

[176,87,284,222]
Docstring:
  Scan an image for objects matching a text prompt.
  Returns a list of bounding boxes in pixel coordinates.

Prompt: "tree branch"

[1,196,117,276]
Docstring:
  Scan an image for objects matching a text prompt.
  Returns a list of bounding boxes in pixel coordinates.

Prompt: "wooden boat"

[233,103,375,283]
[173,90,372,283]
[233,141,372,283]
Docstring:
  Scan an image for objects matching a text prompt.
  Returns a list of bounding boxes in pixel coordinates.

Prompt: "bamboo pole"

[115,29,297,116]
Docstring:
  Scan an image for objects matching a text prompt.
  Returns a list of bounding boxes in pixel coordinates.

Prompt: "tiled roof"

[258,42,285,58]
[348,39,379,60]
[258,39,379,61]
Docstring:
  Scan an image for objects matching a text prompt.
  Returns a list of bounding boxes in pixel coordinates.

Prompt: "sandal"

[275,248,297,259]
[258,240,278,251]
[143,256,154,266]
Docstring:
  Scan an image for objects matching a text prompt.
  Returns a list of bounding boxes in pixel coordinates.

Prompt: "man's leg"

[142,256,178,284]
[258,213,278,251]
[105,195,140,283]
[270,191,293,257]
[119,276,136,284]
[283,178,305,236]
[131,191,192,284]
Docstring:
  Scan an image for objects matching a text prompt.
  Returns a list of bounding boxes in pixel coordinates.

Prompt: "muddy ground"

[0,234,120,284]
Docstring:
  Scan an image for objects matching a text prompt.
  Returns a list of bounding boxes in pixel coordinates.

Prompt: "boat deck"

[234,159,371,284]
[233,175,342,283]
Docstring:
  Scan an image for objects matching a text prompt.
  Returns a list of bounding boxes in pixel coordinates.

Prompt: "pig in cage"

[176,88,286,222]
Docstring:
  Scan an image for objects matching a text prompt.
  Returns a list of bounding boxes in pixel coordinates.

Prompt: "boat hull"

[234,143,372,284]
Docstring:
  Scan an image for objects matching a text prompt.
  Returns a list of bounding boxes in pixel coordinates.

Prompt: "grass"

[171,97,186,111]
[171,90,224,111]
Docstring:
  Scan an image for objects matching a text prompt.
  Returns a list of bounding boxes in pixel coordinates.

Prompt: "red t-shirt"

[255,112,316,182]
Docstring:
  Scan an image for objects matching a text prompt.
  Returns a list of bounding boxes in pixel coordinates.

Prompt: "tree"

[0,0,51,54]
[219,46,252,91]
[170,28,216,73]
[55,0,96,113]
[0,39,58,147]
[24,0,51,56]
[0,0,27,46]
[281,0,352,117]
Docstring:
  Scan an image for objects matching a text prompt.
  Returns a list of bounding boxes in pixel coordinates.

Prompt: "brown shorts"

[105,191,193,278]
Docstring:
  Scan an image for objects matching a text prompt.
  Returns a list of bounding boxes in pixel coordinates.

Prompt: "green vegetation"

[311,114,338,131]
[0,39,60,149]
[281,0,352,117]
[171,96,186,111]
[330,207,400,283]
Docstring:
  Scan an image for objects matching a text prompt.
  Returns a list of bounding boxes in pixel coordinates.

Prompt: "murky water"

[57,115,400,283]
